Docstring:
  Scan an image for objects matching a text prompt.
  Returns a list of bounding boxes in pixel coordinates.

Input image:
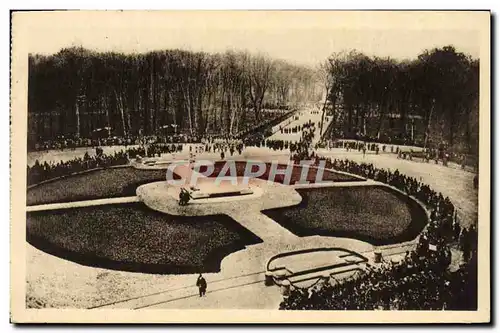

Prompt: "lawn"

[199,161,363,184]
[27,167,178,205]
[27,162,362,206]
[262,186,428,245]
[26,203,262,274]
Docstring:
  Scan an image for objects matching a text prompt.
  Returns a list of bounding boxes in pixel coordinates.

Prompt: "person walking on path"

[196,274,207,297]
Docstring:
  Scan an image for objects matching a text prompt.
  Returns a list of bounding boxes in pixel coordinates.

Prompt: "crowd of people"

[235,110,296,140]
[279,121,319,135]
[264,139,290,151]
[27,138,247,185]
[29,109,293,153]
[279,156,478,310]
[321,139,476,170]
[27,149,129,186]
[125,143,184,159]
[30,133,207,152]
[27,119,478,311]
[334,132,425,147]
[266,122,317,155]
[202,139,244,156]
[290,125,317,161]
[280,249,477,310]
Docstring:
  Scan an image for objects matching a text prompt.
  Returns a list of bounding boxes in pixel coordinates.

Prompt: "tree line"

[320,46,479,154]
[28,47,321,143]
[28,45,480,155]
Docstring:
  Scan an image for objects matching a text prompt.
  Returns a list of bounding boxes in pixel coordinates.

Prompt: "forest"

[28,45,479,154]
[320,46,479,153]
[28,47,321,143]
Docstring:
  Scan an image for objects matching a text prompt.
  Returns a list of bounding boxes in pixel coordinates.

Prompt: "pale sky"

[14,11,482,66]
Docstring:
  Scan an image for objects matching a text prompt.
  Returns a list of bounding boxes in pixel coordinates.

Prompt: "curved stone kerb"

[136,178,302,217]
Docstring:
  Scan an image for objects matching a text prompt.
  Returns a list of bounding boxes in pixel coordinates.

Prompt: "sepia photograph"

[10,10,491,324]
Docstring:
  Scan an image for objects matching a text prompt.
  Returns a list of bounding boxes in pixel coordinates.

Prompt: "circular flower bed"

[263,185,428,245]
[26,203,262,274]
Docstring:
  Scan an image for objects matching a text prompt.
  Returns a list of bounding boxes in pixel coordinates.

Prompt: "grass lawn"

[26,203,262,274]
[200,161,363,184]
[27,167,178,205]
[27,162,361,206]
[262,186,428,245]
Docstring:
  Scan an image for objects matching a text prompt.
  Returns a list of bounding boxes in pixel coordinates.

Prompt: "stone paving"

[95,271,275,309]
[227,210,298,244]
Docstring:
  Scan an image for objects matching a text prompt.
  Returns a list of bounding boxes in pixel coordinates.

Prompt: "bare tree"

[247,53,275,122]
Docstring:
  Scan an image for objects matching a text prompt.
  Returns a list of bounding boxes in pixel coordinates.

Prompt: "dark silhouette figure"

[196,274,207,297]
[178,188,192,206]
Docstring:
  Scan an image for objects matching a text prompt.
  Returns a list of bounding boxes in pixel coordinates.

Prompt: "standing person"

[443,153,449,166]
[453,219,461,242]
[460,228,471,262]
[178,190,184,206]
[179,188,192,206]
[196,274,207,297]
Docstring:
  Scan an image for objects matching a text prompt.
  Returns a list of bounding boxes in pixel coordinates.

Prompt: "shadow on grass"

[26,203,262,275]
[262,186,429,246]
[26,167,181,206]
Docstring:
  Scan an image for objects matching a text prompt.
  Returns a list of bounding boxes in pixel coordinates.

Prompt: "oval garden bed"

[27,167,179,205]
[27,162,363,206]
[262,185,428,246]
[26,202,262,274]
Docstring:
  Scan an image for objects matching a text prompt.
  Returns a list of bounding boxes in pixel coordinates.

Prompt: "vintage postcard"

[10,10,490,323]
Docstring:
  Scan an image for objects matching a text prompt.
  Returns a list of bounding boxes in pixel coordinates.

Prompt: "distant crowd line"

[323,139,476,169]
[27,139,245,186]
